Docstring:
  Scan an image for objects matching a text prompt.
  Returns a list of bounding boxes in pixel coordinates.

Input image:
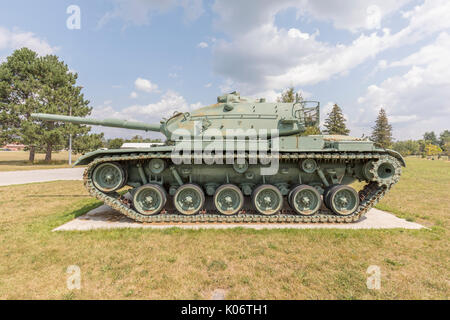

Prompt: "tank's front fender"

[386,149,406,167]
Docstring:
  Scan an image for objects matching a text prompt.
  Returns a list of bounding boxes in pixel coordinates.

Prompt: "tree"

[371,108,393,148]
[0,48,91,162]
[72,133,105,154]
[439,130,450,154]
[277,87,320,135]
[423,131,439,146]
[301,126,321,136]
[0,48,40,159]
[424,143,442,157]
[130,136,162,143]
[392,140,420,156]
[323,104,350,135]
[107,138,125,149]
[277,87,296,103]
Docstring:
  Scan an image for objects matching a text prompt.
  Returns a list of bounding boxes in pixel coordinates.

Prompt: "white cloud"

[389,115,418,123]
[204,83,212,88]
[98,0,204,27]
[213,24,393,93]
[246,89,281,103]
[356,32,450,139]
[212,0,411,35]
[90,91,202,138]
[91,105,125,120]
[90,103,161,138]
[123,90,200,119]
[297,0,410,32]
[212,0,450,95]
[130,91,138,99]
[287,28,310,40]
[0,27,56,56]
[134,77,159,93]
[197,41,208,48]
[219,78,236,94]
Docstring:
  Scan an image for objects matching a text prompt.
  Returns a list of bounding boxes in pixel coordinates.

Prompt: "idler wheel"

[92,162,126,193]
[328,185,359,216]
[214,184,244,215]
[252,184,283,216]
[133,184,167,215]
[289,185,321,216]
[174,184,205,215]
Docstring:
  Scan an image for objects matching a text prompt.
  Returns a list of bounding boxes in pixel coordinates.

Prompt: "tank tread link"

[83,151,399,224]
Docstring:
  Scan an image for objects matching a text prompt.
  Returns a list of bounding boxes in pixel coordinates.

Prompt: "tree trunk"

[45,144,52,162]
[29,146,35,162]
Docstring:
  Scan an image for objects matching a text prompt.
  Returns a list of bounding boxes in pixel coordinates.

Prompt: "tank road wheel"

[133,184,167,216]
[328,185,359,216]
[174,184,205,215]
[323,184,338,209]
[214,184,244,215]
[289,185,321,216]
[252,184,283,216]
[287,184,300,207]
[92,162,125,193]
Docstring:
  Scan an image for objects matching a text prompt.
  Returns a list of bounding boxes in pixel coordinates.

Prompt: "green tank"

[31,91,404,223]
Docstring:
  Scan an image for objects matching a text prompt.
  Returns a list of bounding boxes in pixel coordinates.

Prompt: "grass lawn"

[0,151,80,172]
[0,158,448,299]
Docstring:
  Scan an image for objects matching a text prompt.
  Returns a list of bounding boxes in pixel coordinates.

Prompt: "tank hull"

[76,136,404,223]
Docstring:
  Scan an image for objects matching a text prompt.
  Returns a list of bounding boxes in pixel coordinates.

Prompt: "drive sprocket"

[368,155,402,187]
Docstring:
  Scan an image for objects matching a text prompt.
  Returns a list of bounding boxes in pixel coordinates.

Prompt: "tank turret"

[31,91,320,141]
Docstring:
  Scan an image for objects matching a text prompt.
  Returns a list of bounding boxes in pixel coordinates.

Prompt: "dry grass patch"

[375,158,450,228]
[0,158,448,299]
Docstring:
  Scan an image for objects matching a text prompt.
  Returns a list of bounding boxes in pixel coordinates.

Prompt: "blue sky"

[1,0,449,140]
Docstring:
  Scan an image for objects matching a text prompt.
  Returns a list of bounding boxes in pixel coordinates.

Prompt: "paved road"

[0,168,85,186]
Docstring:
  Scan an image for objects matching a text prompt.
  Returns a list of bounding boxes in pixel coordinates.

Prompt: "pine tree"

[371,108,393,148]
[72,133,105,154]
[323,104,350,135]
[0,48,91,162]
[107,138,125,149]
[277,87,296,103]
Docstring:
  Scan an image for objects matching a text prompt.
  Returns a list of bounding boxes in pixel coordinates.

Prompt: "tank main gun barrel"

[31,113,162,132]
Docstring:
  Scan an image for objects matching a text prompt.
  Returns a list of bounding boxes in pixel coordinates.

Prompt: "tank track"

[82,152,399,224]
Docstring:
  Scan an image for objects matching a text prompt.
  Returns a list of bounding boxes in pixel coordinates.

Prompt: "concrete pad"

[0,168,84,186]
[53,203,425,231]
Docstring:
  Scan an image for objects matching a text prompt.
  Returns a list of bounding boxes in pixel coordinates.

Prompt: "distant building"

[1,143,26,151]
